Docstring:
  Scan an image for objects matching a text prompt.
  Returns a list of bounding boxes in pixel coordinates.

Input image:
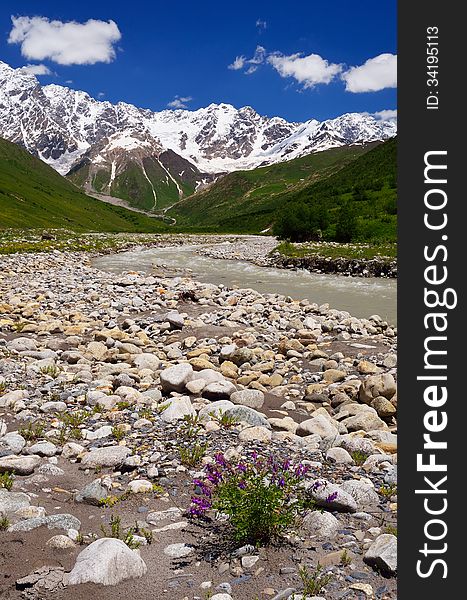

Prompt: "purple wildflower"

[326,491,339,503]
[214,452,226,466]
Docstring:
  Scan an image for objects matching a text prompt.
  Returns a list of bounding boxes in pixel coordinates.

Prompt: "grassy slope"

[167,144,376,232]
[279,137,397,241]
[0,138,168,232]
[68,157,195,213]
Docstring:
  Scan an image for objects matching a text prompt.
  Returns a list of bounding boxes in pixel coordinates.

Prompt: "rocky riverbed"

[0,249,397,600]
[194,238,397,279]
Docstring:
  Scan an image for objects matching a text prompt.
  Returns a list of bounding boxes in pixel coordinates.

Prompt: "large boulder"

[230,389,264,409]
[159,396,195,422]
[364,534,397,574]
[133,354,160,371]
[296,415,338,438]
[202,381,237,400]
[160,363,193,393]
[224,406,270,428]
[0,455,41,475]
[307,480,357,512]
[359,374,396,404]
[8,513,81,532]
[65,538,147,586]
[0,489,31,516]
[80,446,131,469]
[302,510,340,539]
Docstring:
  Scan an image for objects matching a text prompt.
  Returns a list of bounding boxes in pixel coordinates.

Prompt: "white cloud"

[342,53,397,93]
[250,45,266,65]
[373,109,397,121]
[245,65,258,75]
[256,19,267,30]
[228,46,265,72]
[97,92,105,99]
[267,52,342,88]
[167,95,193,109]
[21,63,52,76]
[228,56,246,70]
[8,16,121,66]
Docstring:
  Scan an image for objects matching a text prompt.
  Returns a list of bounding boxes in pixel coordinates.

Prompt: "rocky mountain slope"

[0,61,396,211]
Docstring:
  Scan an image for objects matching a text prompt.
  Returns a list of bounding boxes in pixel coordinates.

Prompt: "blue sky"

[0,1,397,122]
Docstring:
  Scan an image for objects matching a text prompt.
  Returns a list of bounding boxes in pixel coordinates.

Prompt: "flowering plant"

[190,452,313,544]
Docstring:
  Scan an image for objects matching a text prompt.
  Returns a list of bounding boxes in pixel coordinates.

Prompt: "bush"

[273,201,328,242]
[335,202,358,242]
[0,471,14,491]
[189,452,313,544]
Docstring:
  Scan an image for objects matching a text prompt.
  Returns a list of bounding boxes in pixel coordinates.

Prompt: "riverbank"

[0,249,397,599]
[0,231,397,279]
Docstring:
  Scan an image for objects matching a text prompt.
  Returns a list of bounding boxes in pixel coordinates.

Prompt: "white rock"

[62,442,85,459]
[80,446,131,469]
[127,479,153,493]
[0,390,28,408]
[159,396,195,422]
[303,510,340,539]
[0,432,26,454]
[230,389,264,409]
[26,441,57,457]
[238,426,272,443]
[47,534,76,549]
[326,447,354,464]
[134,353,160,371]
[85,426,113,441]
[297,415,338,438]
[0,455,41,475]
[0,489,30,516]
[202,380,237,400]
[163,542,193,558]
[340,480,379,508]
[364,534,397,574]
[65,538,147,586]
[198,400,234,421]
[160,363,193,392]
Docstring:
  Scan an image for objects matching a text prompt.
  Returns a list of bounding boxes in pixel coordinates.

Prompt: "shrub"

[100,514,140,549]
[335,202,358,242]
[18,420,45,441]
[297,564,333,596]
[112,425,126,442]
[178,441,208,467]
[350,450,369,466]
[189,452,313,544]
[0,471,14,491]
[273,201,328,242]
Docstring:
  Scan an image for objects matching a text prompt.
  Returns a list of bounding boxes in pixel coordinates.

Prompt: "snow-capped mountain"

[0,60,396,209]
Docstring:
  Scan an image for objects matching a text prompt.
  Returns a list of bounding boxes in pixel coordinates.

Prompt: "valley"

[0,56,398,600]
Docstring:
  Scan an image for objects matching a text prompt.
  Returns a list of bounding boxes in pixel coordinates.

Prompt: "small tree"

[335,202,358,242]
[273,201,329,242]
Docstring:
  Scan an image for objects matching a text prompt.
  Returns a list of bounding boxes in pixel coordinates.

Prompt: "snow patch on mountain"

[0,60,396,179]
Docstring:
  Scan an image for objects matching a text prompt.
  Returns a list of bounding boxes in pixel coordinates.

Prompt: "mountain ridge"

[0,60,396,211]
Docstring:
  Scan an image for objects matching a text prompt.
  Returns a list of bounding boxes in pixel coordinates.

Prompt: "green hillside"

[273,137,397,242]
[167,143,377,232]
[0,138,168,232]
[67,151,198,212]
